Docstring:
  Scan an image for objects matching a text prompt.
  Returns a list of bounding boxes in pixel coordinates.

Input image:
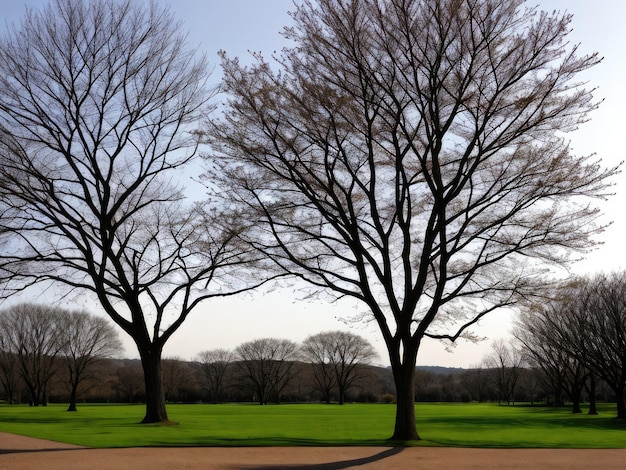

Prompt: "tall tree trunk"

[390,343,420,441]
[392,363,419,440]
[137,344,169,423]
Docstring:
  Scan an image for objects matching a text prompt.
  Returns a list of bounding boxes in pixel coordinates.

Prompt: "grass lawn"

[0,402,624,448]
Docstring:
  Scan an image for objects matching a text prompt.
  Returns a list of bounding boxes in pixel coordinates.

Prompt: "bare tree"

[59,310,122,411]
[0,328,24,404]
[0,0,268,423]
[300,334,337,404]
[520,275,626,415]
[551,273,626,419]
[515,367,543,406]
[234,338,299,405]
[485,339,522,405]
[206,0,616,439]
[301,331,377,404]
[196,349,234,404]
[161,357,195,402]
[115,362,145,404]
[515,306,589,412]
[0,304,65,406]
[460,364,490,403]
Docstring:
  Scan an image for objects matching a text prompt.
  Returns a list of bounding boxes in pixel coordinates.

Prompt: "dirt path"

[2,432,626,469]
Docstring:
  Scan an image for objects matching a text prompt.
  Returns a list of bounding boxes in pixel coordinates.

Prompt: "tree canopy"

[0,0,266,423]
[206,0,617,439]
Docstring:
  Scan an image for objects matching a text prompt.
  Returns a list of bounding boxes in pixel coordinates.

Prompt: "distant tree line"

[0,306,383,406]
[2,298,624,415]
[3,345,620,411]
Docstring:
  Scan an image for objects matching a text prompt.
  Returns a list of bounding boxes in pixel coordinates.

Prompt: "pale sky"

[2,1,625,368]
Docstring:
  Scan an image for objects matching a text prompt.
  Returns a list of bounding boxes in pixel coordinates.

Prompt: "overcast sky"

[2,1,625,368]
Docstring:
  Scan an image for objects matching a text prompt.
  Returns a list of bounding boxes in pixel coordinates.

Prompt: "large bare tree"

[207,0,616,439]
[0,0,265,423]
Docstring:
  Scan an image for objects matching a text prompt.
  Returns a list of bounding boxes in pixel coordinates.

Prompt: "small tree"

[161,357,195,403]
[485,339,522,405]
[207,0,616,439]
[0,304,65,406]
[460,364,490,403]
[196,349,233,404]
[301,331,377,404]
[300,334,337,404]
[59,310,122,411]
[234,338,299,405]
[115,363,145,404]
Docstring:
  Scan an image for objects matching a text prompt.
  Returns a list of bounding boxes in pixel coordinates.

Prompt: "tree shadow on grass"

[422,407,626,431]
[233,446,405,470]
[415,406,626,448]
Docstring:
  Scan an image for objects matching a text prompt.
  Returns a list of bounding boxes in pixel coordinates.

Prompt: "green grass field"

[0,403,624,448]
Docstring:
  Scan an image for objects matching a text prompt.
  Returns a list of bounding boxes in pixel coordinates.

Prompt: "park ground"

[2,433,626,470]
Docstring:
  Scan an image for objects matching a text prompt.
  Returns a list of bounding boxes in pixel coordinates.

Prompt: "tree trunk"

[553,384,564,407]
[138,344,169,424]
[256,384,266,405]
[390,359,419,441]
[1,377,15,405]
[587,374,598,415]
[615,387,626,419]
[571,386,582,414]
[67,380,78,412]
[26,384,37,406]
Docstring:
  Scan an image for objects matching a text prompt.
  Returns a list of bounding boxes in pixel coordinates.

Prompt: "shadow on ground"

[0,447,84,455]
[234,446,404,469]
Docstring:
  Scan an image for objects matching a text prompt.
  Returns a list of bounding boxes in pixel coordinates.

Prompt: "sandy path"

[2,432,626,469]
